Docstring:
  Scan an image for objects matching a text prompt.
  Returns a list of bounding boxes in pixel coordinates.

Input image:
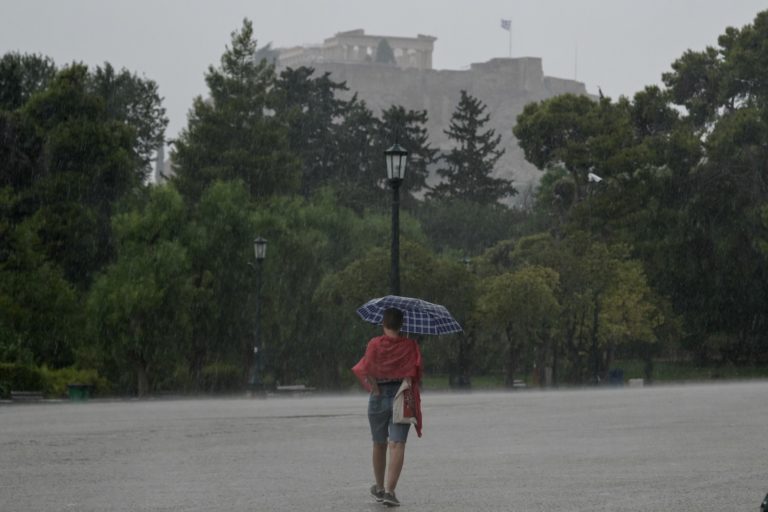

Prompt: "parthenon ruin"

[276,29,436,70]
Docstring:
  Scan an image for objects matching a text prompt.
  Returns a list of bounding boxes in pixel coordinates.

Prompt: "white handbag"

[393,379,417,425]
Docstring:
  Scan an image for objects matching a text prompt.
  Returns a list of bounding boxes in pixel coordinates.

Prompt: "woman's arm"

[366,375,381,396]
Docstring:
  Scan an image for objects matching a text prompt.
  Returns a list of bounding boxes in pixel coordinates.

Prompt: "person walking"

[352,307,422,507]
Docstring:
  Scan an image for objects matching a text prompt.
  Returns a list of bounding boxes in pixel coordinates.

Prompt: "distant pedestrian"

[352,307,422,507]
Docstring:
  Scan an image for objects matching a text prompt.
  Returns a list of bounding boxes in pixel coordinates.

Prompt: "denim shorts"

[368,382,410,444]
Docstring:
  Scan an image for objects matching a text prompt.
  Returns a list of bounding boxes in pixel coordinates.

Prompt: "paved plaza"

[1,381,767,511]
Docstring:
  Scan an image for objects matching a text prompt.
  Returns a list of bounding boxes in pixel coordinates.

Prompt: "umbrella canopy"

[356,295,463,335]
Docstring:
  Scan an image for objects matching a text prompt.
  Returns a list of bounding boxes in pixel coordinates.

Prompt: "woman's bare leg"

[372,442,387,490]
[385,441,406,492]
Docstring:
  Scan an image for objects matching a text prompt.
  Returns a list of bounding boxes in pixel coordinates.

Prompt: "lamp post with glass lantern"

[249,237,267,393]
[384,143,408,295]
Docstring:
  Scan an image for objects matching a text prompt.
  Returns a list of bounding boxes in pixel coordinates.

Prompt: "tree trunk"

[137,363,149,398]
[642,342,654,384]
[589,292,601,384]
[504,326,517,388]
[552,340,559,388]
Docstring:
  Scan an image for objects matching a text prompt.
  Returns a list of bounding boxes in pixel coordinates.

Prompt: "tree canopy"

[430,90,516,203]
[5,11,768,396]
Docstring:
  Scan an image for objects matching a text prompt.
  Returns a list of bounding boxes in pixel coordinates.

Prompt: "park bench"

[275,384,316,394]
[10,390,44,402]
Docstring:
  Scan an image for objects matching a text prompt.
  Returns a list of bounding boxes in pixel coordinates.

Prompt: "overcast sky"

[2,1,766,141]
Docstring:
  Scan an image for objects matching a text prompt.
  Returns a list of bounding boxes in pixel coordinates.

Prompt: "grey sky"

[1,1,766,142]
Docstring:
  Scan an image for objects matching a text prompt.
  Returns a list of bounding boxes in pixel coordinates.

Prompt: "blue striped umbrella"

[356,295,463,335]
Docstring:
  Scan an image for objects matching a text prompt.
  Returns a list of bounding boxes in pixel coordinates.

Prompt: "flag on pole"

[501,19,511,31]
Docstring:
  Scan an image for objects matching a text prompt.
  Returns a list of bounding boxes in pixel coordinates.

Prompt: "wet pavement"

[1,381,767,511]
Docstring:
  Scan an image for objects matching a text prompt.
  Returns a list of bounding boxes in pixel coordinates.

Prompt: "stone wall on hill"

[281,56,589,201]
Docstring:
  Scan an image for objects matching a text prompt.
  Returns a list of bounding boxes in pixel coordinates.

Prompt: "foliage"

[414,198,527,255]
[0,53,56,111]
[0,363,44,396]
[474,265,560,386]
[510,10,768,371]
[430,90,516,203]
[0,216,81,367]
[378,105,438,209]
[253,194,421,387]
[39,366,109,398]
[273,66,440,212]
[171,19,300,202]
[6,13,768,395]
[314,95,381,212]
[180,180,259,387]
[0,53,167,179]
[86,185,194,396]
[89,62,168,175]
[200,362,243,393]
[375,39,396,65]
[18,64,141,287]
[273,66,351,198]
[314,238,474,385]
[513,93,637,203]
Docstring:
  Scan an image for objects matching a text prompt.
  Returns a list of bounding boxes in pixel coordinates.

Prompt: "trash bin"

[67,383,93,401]
[608,368,624,386]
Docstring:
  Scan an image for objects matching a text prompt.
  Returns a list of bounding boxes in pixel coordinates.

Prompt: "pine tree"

[375,39,396,65]
[377,105,438,209]
[172,19,299,202]
[429,90,516,203]
[273,66,351,197]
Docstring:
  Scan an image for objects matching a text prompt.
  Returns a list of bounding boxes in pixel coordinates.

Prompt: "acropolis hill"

[276,29,590,198]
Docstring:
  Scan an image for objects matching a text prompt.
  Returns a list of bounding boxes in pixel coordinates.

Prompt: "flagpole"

[574,41,578,80]
[501,18,512,57]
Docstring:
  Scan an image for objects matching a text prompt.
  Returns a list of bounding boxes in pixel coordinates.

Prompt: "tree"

[0,54,171,376]
[19,65,139,287]
[181,180,259,386]
[87,186,193,396]
[514,93,638,204]
[172,19,300,202]
[0,194,81,367]
[474,265,560,387]
[89,62,168,175]
[377,105,438,209]
[330,96,384,212]
[430,90,516,203]
[1,53,168,178]
[273,66,351,197]
[0,53,56,111]
[314,238,474,387]
[415,198,526,255]
[600,259,663,375]
[252,194,429,387]
[334,101,440,213]
[657,10,768,363]
[375,39,396,65]
[0,108,44,194]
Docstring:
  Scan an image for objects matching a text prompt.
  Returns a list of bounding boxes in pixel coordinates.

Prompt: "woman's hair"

[382,307,404,331]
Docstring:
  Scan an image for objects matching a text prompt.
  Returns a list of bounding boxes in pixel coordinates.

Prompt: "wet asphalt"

[1,381,767,511]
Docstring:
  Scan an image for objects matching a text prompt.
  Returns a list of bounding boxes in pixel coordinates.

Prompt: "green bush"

[163,365,194,393]
[0,363,44,397]
[201,363,243,393]
[39,366,110,398]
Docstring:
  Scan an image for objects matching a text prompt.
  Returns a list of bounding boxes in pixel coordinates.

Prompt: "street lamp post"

[384,143,408,295]
[250,237,267,393]
[455,256,472,389]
